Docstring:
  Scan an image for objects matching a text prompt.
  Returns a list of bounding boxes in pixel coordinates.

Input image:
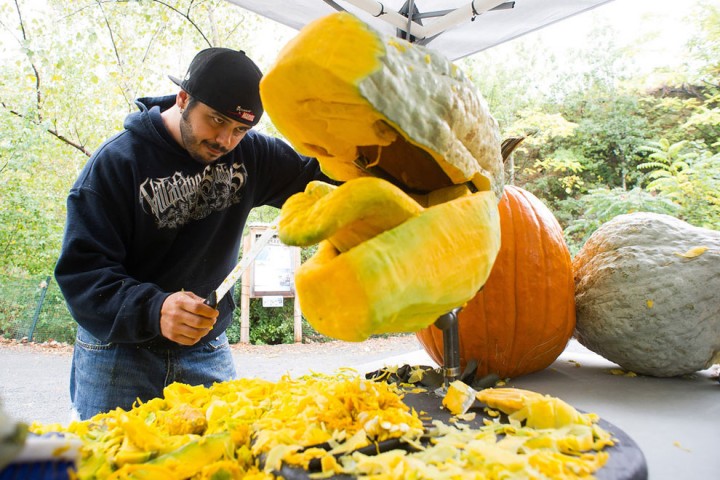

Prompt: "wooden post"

[293,246,303,343]
[240,232,252,344]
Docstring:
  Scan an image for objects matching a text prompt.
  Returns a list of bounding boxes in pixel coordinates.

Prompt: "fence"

[0,275,77,344]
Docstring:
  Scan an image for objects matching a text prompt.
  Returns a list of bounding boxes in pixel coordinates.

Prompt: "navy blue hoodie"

[55,95,327,347]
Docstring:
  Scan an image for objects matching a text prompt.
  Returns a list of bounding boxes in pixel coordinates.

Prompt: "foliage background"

[0,0,718,344]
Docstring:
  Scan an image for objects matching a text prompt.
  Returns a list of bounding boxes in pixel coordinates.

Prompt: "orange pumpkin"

[416,185,575,379]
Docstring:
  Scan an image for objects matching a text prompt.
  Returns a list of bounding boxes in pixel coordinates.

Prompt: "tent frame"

[320,0,516,45]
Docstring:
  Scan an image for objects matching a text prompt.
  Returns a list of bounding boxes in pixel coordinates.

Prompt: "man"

[55,47,329,420]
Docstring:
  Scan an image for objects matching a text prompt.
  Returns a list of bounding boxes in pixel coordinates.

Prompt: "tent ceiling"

[225,0,615,60]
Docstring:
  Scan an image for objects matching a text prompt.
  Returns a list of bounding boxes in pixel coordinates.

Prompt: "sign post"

[239,223,302,343]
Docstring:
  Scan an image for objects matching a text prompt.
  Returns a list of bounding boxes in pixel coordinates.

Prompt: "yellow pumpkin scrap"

[279,178,501,341]
[31,372,422,479]
[477,388,591,429]
[442,380,478,416]
[476,388,615,450]
[341,416,612,480]
[476,387,544,412]
[674,245,709,258]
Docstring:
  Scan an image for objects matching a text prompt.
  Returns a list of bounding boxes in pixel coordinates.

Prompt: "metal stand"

[434,307,462,390]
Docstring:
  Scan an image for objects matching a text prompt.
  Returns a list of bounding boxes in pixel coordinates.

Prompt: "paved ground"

[0,335,434,426]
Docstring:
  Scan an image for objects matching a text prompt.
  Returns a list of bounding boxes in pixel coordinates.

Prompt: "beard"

[179,110,229,165]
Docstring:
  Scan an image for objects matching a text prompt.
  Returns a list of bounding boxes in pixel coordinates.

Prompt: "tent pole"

[343,0,424,35]
[405,0,416,40]
[421,0,506,39]
[341,0,507,41]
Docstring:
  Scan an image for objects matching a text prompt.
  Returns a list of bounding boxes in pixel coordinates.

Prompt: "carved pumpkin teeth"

[278,177,423,253]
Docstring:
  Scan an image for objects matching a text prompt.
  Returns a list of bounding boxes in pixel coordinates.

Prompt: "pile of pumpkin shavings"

[250,370,425,472]
[30,369,424,479]
[335,385,616,479]
[31,373,616,480]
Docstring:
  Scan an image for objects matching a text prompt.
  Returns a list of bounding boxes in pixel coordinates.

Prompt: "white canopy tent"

[224,0,615,60]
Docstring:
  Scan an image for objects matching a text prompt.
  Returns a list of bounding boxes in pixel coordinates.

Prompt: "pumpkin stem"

[501,136,525,163]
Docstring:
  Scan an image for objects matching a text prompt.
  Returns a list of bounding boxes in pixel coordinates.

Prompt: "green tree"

[682,0,720,149]
[638,139,720,228]
[0,0,301,342]
[552,19,651,192]
[0,0,286,276]
[501,111,581,202]
[560,187,680,255]
[461,34,562,130]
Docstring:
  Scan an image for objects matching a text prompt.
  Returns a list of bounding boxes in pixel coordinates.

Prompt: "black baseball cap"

[169,48,263,126]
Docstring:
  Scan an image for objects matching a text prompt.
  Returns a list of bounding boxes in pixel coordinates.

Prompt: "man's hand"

[160,291,218,345]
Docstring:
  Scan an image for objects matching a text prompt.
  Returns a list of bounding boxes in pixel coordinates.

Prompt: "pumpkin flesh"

[278,178,424,253]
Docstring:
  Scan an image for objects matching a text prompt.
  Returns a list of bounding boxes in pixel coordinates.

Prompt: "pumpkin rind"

[416,186,576,378]
[259,11,504,199]
[572,212,720,377]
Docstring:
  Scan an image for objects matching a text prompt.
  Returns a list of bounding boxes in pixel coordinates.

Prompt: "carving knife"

[204,217,280,308]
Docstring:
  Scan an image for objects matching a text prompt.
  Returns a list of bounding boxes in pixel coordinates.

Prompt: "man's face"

[179,100,252,165]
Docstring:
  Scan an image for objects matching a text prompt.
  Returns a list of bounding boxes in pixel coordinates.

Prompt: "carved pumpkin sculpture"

[416,185,576,378]
[261,12,504,341]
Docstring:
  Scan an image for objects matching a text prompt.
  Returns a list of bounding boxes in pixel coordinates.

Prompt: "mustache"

[204,141,228,154]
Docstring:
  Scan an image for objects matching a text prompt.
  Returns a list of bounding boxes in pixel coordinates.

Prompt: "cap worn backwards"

[169,47,264,126]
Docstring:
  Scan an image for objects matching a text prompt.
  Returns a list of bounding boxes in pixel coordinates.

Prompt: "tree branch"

[2,103,92,157]
[12,0,43,122]
[3,2,91,158]
[95,0,123,69]
[46,127,93,158]
[151,0,212,47]
[94,0,134,106]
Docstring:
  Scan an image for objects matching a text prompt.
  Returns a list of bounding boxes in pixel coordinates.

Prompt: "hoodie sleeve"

[55,155,169,344]
[243,132,335,208]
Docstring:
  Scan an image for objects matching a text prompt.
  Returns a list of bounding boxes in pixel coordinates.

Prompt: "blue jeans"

[70,326,237,420]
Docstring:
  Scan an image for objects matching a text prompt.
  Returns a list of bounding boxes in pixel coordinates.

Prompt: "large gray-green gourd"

[573,212,719,377]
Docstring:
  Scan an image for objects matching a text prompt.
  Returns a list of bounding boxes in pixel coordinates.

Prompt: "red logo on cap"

[240,111,255,122]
